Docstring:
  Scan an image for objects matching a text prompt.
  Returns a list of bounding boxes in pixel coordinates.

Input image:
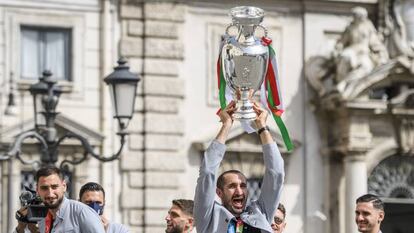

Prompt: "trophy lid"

[230,6,265,25]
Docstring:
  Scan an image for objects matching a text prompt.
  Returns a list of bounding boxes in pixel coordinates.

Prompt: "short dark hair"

[216,170,246,190]
[172,199,194,216]
[79,182,106,200]
[356,194,384,211]
[35,166,64,183]
[277,203,286,219]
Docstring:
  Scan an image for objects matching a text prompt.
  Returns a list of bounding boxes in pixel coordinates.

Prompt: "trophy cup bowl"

[221,6,269,121]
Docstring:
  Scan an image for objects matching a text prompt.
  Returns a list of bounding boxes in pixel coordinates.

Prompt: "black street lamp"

[104,57,139,131]
[0,58,140,168]
[29,70,62,132]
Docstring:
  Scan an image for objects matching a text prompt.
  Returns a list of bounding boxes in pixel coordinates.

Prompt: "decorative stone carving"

[305,55,336,97]
[304,4,414,233]
[368,155,414,198]
[398,118,414,153]
[383,0,414,58]
[335,7,388,88]
[388,90,414,154]
[306,7,389,98]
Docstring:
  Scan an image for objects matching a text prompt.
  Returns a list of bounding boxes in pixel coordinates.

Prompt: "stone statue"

[334,7,389,90]
[305,7,392,98]
[383,0,414,58]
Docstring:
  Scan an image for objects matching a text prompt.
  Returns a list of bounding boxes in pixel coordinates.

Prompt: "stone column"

[344,154,367,233]
[119,1,186,232]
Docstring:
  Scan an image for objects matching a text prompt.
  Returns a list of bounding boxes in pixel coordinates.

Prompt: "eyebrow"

[169,210,181,217]
[39,183,60,188]
[84,200,103,204]
[227,181,247,186]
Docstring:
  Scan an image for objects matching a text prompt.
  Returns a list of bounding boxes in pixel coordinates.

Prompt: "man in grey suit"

[194,101,285,233]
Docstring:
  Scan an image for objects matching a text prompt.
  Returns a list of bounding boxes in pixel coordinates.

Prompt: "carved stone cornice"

[315,91,377,157]
[138,0,378,16]
[344,151,367,163]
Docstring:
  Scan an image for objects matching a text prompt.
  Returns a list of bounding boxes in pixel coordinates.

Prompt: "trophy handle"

[256,25,268,37]
[225,23,238,36]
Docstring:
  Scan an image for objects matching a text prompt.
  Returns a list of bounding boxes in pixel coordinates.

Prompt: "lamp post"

[0,58,140,168]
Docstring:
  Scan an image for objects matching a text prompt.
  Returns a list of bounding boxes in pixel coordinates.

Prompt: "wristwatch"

[257,126,270,135]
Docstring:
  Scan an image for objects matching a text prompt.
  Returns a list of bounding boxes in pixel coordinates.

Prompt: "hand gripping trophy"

[217,6,293,151]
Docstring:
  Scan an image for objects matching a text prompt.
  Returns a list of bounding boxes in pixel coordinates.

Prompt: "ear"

[62,180,67,192]
[187,217,194,231]
[378,210,385,222]
[216,188,223,199]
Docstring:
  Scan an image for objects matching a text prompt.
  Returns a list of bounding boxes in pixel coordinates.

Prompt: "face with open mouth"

[216,172,248,216]
[355,201,384,233]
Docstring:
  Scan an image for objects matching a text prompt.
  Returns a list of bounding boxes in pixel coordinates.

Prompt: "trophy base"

[233,110,257,121]
[233,97,256,121]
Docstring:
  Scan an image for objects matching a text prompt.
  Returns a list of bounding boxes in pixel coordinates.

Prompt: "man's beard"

[44,195,64,209]
[165,225,184,233]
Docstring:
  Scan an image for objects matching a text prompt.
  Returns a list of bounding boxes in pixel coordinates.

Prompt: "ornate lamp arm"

[0,131,47,167]
[59,151,89,169]
[16,151,42,168]
[55,131,127,167]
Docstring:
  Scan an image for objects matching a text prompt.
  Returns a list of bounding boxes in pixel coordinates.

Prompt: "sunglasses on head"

[274,216,284,225]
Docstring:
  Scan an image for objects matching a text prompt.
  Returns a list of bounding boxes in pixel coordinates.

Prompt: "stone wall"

[119,2,186,232]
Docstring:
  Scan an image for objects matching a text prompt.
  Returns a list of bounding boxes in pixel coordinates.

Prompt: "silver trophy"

[222,6,269,120]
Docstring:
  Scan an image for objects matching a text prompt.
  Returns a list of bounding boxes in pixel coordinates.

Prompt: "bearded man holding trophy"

[194,6,292,233]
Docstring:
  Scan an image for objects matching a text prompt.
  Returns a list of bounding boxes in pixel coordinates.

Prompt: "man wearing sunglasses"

[271,203,287,233]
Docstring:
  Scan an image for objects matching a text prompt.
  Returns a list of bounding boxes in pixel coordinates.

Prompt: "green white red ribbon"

[261,37,293,151]
[217,49,227,111]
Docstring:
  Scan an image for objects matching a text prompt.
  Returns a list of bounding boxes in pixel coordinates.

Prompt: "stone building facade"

[1,0,413,233]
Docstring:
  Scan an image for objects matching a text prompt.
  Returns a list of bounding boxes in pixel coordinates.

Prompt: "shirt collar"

[55,196,69,220]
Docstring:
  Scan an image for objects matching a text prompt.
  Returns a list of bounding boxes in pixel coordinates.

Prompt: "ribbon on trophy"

[217,38,229,111]
[260,37,293,151]
[216,37,293,151]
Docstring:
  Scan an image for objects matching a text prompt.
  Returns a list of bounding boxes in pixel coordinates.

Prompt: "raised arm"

[254,103,285,223]
[193,102,235,233]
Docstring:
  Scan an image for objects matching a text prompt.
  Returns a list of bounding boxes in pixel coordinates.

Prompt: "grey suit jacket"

[194,140,284,233]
